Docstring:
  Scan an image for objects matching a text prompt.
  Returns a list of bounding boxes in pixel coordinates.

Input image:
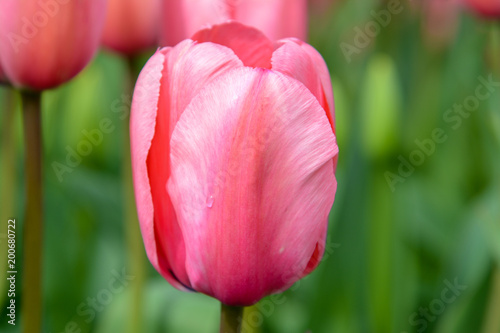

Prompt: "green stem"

[0,88,16,219]
[482,266,500,333]
[220,304,244,333]
[483,26,500,333]
[124,56,145,333]
[0,87,17,299]
[123,123,144,333]
[20,90,43,333]
[488,23,500,180]
[489,22,500,77]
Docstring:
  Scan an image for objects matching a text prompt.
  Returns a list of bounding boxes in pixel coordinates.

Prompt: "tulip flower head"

[422,0,461,48]
[131,22,338,306]
[102,0,160,55]
[466,0,500,18]
[160,0,307,46]
[0,0,107,90]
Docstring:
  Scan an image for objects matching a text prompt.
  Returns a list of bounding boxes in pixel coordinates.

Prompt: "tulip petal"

[160,0,228,46]
[0,0,106,90]
[272,38,335,134]
[466,0,500,18]
[102,0,160,54]
[132,40,243,290]
[168,67,338,306]
[301,219,328,276]
[191,21,273,69]
[131,49,189,289]
[160,0,307,46]
[236,0,307,41]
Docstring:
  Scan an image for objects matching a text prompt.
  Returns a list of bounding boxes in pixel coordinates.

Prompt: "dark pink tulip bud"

[309,0,338,13]
[131,22,338,306]
[160,0,307,46]
[0,0,107,90]
[102,0,160,55]
[466,0,500,18]
[422,0,461,48]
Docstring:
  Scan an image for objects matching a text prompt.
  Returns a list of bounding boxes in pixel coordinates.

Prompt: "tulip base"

[20,90,43,333]
[220,303,244,333]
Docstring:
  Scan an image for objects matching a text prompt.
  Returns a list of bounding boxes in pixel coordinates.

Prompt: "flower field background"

[0,1,499,332]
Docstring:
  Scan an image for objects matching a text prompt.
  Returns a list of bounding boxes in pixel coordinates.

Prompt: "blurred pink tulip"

[160,0,307,46]
[0,0,106,90]
[102,0,160,55]
[422,0,461,48]
[309,0,338,13]
[131,22,338,306]
[466,0,500,18]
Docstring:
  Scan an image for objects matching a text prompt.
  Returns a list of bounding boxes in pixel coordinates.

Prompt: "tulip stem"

[490,22,500,77]
[20,90,43,333]
[481,265,500,333]
[220,303,244,333]
[124,56,145,333]
[1,88,17,299]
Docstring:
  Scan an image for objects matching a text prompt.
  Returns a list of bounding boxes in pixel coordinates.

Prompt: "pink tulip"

[160,0,307,46]
[102,0,160,55]
[309,0,339,13]
[0,0,106,90]
[131,22,338,306]
[466,0,500,18]
[422,0,461,48]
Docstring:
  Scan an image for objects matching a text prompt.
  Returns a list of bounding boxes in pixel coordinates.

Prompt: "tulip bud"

[102,0,160,55]
[160,0,307,46]
[466,0,500,18]
[309,0,338,14]
[131,22,338,306]
[422,0,461,48]
[0,0,107,90]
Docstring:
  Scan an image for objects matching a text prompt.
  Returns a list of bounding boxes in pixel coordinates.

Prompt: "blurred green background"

[1,0,500,332]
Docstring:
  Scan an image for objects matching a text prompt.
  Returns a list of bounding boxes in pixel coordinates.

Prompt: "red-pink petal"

[132,40,243,290]
[168,68,338,306]
[466,0,500,18]
[102,0,160,55]
[0,0,106,90]
[130,49,189,289]
[236,0,307,41]
[159,0,307,46]
[272,38,335,134]
[160,0,228,46]
[191,21,273,69]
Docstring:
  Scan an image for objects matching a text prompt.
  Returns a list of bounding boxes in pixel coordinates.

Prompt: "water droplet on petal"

[206,195,214,208]
[279,246,285,254]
